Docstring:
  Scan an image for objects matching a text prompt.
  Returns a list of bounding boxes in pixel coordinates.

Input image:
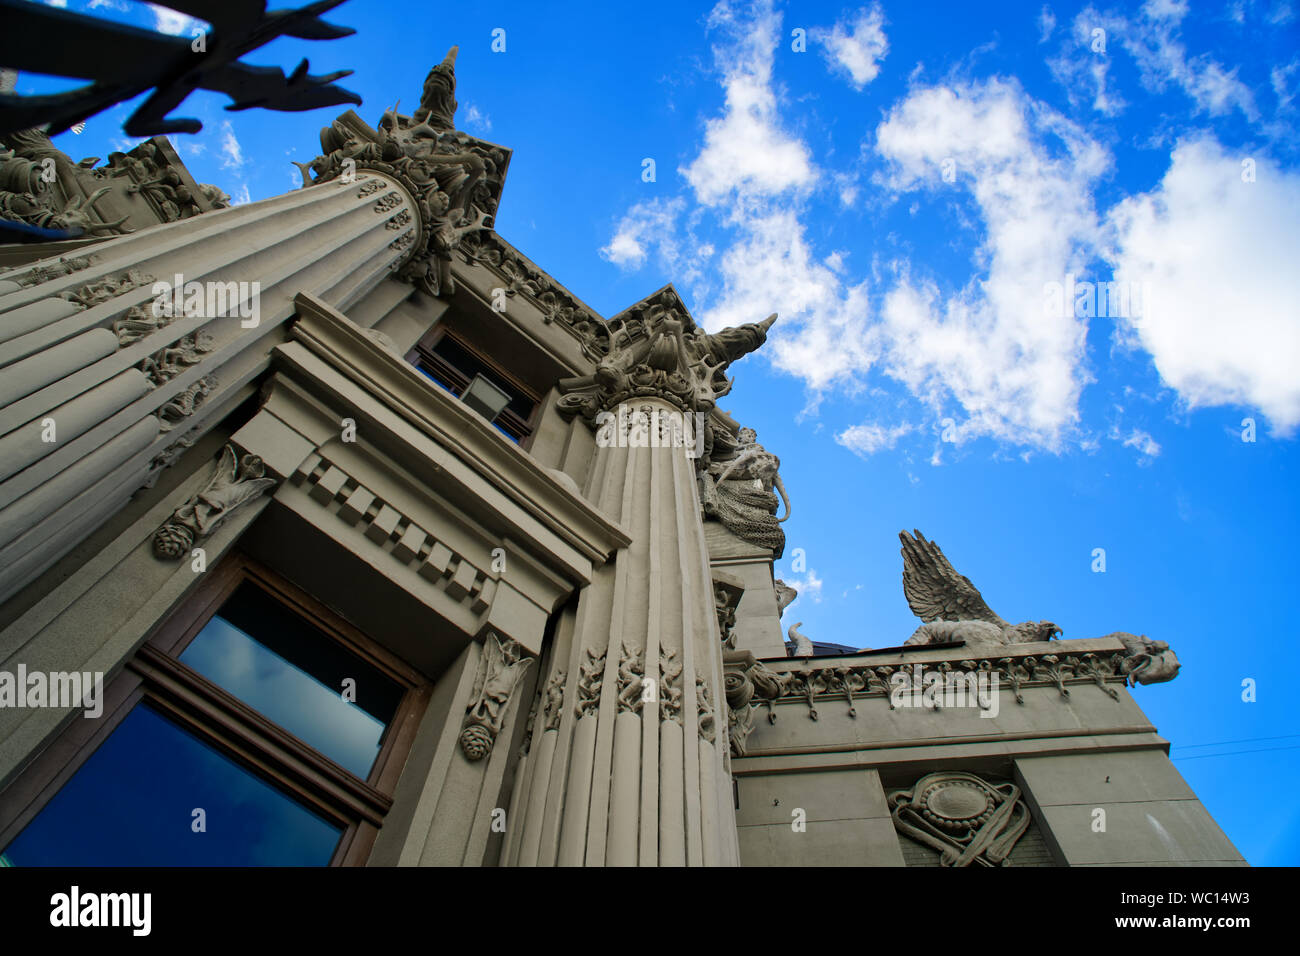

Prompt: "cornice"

[282,292,630,573]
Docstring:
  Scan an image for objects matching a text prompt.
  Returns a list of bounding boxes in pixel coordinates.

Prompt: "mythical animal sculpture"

[899,530,1060,648]
[699,426,790,552]
[1108,632,1181,686]
[774,579,797,617]
[787,622,815,657]
[895,530,1180,685]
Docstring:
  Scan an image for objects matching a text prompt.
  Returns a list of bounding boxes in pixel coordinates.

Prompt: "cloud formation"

[812,5,890,90]
[1105,137,1300,432]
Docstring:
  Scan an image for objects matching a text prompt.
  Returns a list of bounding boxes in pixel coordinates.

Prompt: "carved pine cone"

[459,724,494,761]
[152,522,194,560]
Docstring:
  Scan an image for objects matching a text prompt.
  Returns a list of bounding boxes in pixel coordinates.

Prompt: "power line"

[1176,743,1300,761]
[1172,732,1300,750]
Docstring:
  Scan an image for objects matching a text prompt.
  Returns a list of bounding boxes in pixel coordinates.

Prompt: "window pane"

[0,703,341,866]
[179,582,402,779]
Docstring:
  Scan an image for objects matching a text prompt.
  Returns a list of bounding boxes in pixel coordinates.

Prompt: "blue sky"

[18,0,1300,865]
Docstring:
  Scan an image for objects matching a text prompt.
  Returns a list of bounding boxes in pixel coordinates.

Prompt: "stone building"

[0,49,1245,867]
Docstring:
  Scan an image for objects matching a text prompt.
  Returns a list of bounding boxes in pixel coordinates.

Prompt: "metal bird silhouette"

[0,0,360,138]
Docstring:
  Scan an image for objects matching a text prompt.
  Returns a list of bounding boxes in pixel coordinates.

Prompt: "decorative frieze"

[3,254,95,289]
[59,269,155,310]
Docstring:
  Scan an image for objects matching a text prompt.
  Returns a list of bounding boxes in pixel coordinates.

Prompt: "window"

[0,555,430,866]
[407,329,539,443]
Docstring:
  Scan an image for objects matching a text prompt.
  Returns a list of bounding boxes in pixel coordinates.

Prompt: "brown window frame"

[0,553,431,866]
[406,327,540,445]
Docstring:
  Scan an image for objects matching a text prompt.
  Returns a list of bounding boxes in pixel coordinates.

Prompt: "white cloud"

[812,5,889,90]
[148,3,204,36]
[1105,136,1300,432]
[1053,3,1258,121]
[1047,15,1126,116]
[232,183,252,206]
[836,422,914,457]
[1272,59,1299,110]
[680,0,817,206]
[874,79,1109,449]
[219,121,244,171]
[464,104,492,132]
[1111,425,1162,462]
[1038,5,1057,42]
[785,569,824,604]
[601,198,685,270]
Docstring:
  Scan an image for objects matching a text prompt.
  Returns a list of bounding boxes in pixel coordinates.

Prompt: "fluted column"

[506,400,734,866]
[503,289,774,866]
[0,171,421,602]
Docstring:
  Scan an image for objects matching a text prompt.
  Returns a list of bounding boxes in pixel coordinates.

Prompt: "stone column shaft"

[506,399,736,865]
[0,172,420,603]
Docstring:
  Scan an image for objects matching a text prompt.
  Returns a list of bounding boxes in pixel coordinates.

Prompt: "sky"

[15,0,1300,866]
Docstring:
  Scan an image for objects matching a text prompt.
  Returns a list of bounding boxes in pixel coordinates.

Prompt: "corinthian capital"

[556,285,776,424]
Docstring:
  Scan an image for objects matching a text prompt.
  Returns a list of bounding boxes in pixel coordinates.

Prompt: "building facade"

[0,50,1245,867]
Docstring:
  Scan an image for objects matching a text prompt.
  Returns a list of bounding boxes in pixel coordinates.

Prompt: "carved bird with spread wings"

[899,530,1061,647]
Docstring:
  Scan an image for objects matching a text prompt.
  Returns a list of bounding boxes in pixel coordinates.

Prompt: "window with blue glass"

[0,556,429,867]
[406,329,539,443]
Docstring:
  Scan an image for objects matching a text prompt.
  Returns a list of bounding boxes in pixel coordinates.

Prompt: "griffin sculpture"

[900,529,1060,647]
[897,530,1180,685]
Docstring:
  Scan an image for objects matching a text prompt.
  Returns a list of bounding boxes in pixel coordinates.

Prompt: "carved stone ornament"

[542,668,567,732]
[298,46,510,299]
[152,444,276,559]
[773,578,797,618]
[616,640,645,714]
[713,576,744,650]
[556,285,774,435]
[699,425,790,552]
[459,632,534,761]
[575,647,605,718]
[723,650,795,757]
[888,772,1031,867]
[659,648,683,724]
[456,231,609,350]
[4,254,93,288]
[696,675,716,744]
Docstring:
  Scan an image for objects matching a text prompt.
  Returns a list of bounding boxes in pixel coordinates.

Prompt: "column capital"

[555,284,776,425]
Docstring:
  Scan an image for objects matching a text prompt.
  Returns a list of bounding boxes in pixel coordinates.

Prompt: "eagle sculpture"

[900,530,1061,647]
